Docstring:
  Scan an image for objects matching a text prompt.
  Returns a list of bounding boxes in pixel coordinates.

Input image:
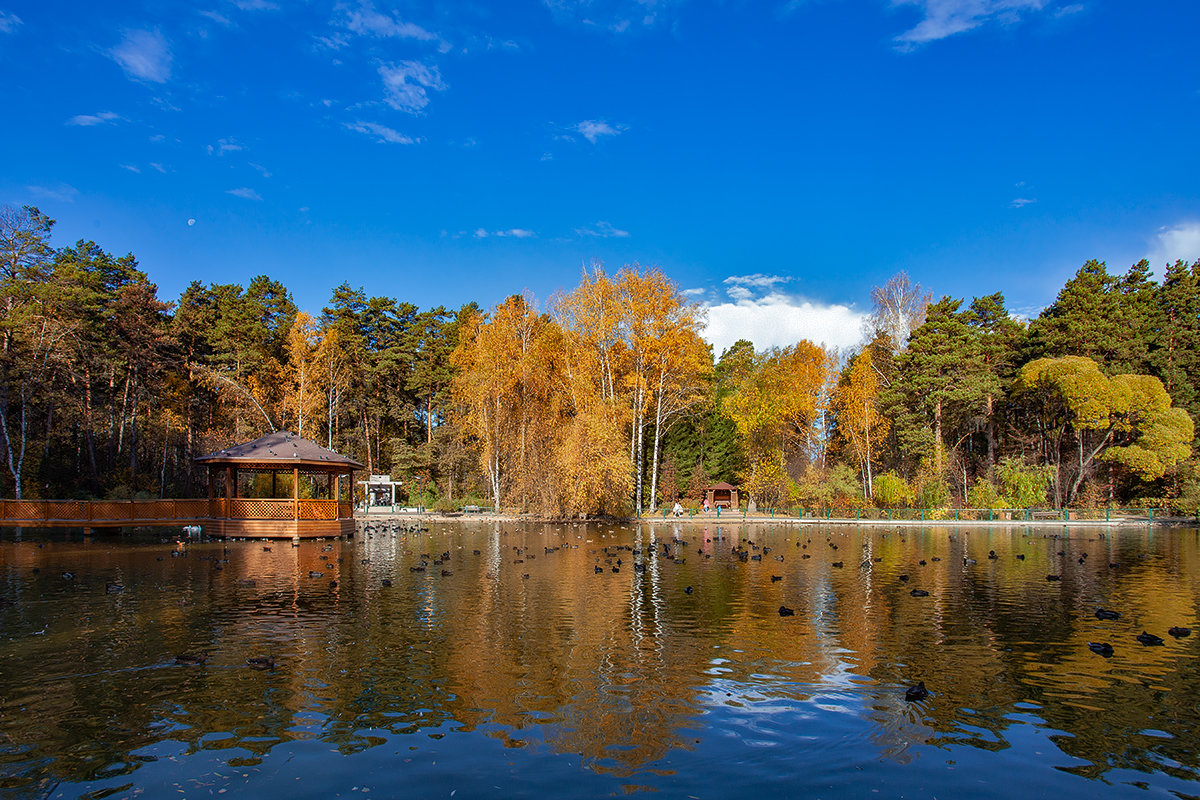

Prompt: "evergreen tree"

[1150,259,1200,422]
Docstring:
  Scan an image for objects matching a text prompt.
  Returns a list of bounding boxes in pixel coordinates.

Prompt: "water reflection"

[1,522,1198,797]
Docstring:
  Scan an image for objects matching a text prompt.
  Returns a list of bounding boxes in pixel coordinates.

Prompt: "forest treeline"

[1,203,1198,513]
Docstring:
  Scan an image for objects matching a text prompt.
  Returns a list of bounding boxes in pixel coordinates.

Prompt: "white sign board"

[369,474,392,483]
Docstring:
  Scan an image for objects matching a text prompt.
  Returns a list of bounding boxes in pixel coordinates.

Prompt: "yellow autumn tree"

[723,341,834,506]
[314,324,353,448]
[834,349,889,499]
[450,294,563,512]
[282,311,324,439]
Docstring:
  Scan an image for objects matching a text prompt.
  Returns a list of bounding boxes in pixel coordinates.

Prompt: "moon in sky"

[187,218,196,226]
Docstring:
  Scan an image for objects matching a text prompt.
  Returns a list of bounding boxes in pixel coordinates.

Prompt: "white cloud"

[344,3,442,45]
[892,0,1047,47]
[724,273,792,289]
[681,287,707,297]
[1146,222,1200,267]
[109,29,173,83]
[474,228,534,238]
[198,9,233,26]
[27,184,79,203]
[542,0,672,32]
[0,11,22,33]
[379,61,446,113]
[232,0,279,9]
[206,137,243,155]
[703,291,867,356]
[226,187,262,200]
[575,220,630,238]
[1010,197,1036,208]
[120,164,141,173]
[314,32,349,50]
[575,119,623,143]
[345,120,415,144]
[150,162,166,173]
[67,111,122,126]
[249,162,272,177]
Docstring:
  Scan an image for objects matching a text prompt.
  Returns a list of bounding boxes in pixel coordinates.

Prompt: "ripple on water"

[4,523,1200,798]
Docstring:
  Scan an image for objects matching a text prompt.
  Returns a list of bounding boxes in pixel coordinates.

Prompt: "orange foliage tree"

[722,341,835,507]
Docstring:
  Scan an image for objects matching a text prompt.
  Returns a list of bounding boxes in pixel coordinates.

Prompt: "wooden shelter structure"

[704,482,740,510]
[195,431,362,538]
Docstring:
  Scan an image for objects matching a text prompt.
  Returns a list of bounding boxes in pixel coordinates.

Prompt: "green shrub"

[915,474,950,510]
[873,473,912,508]
[998,457,1054,507]
[430,495,459,512]
[967,478,1004,509]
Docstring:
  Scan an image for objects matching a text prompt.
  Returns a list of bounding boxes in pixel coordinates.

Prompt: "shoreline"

[358,510,1198,528]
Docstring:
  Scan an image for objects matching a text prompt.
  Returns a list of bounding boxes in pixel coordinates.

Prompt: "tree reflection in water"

[0,522,1197,798]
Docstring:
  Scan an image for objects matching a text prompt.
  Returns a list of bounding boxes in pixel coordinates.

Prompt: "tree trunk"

[934,400,943,474]
[361,405,372,472]
[636,402,645,514]
[864,397,873,498]
[985,394,996,472]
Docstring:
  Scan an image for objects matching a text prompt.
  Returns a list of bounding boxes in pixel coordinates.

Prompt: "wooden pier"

[0,498,356,537]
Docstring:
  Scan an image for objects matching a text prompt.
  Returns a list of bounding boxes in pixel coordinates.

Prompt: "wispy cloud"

[345,120,415,144]
[150,162,166,173]
[67,111,123,126]
[343,2,446,49]
[249,162,272,178]
[474,228,536,238]
[28,184,79,203]
[379,61,446,113]
[1146,222,1200,267]
[313,31,349,50]
[121,164,141,174]
[704,290,866,355]
[232,0,279,10]
[724,274,793,289]
[892,0,1048,48]
[0,10,21,33]
[575,221,630,238]
[206,137,243,155]
[226,187,262,200]
[198,9,234,27]
[575,119,623,143]
[1010,197,1037,208]
[109,28,173,83]
[542,0,675,32]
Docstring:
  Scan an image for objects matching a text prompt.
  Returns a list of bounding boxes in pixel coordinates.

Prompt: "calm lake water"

[1,521,1199,799]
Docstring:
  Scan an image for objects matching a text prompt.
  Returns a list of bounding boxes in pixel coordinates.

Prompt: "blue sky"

[2,0,1198,355]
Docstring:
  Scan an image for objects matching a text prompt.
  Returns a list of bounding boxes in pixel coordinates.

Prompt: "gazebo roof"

[194,431,365,470]
[706,481,738,491]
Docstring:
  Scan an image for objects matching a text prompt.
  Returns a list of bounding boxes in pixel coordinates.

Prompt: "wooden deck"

[0,498,356,538]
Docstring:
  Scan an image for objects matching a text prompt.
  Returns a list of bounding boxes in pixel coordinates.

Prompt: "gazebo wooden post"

[224,467,234,515]
[293,465,299,520]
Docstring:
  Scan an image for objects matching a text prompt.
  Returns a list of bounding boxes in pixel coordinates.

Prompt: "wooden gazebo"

[195,431,363,539]
[704,481,740,510]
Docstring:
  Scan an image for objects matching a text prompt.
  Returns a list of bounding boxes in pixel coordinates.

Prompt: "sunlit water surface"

[2,521,1199,799]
